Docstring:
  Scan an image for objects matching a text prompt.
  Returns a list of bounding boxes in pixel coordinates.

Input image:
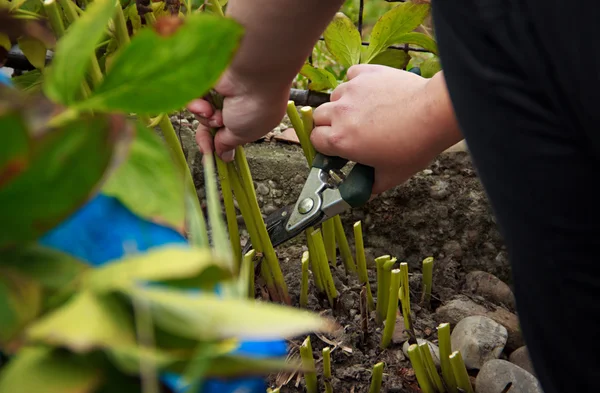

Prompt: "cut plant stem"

[407,344,436,393]
[438,323,458,393]
[369,362,384,393]
[203,153,232,265]
[399,262,412,331]
[375,255,391,324]
[311,228,338,307]
[216,156,242,268]
[239,250,256,298]
[323,347,333,393]
[57,0,78,24]
[112,0,131,46]
[323,218,336,264]
[306,227,325,293]
[300,336,318,393]
[292,104,316,163]
[422,256,434,307]
[380,269,401,349]
[334,216,357,274]
[449,351,473,393]
[233,146,289,304]
[300,251,309,308]
[419,341,446,393]
[354,221,374,310]
[43,0,65,37]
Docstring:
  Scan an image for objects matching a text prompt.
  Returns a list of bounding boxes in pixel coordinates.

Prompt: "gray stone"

[402,339,441,367]
[430,180,450,200]
[256,182,270,196]
[451,315,507,370]
[509,346,535,376]
[475,359,543,393]
[465,271,516,309]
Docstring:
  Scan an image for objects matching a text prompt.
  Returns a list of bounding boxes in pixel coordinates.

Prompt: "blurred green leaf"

[323,12,361,68]
[0,267,42,348]
[108,345,183,375]
[17,36,46,70]
[367,49,409,69]
[11,69,43,93]
[406,50,435,70]
[127,286,335,341]
[186,189,209,248]
[0,94,132,248]
[43,0,117,105]
[203,153,232,265]
[101,121,186,233]
[391,31,438,55]
[364,2,430,63]
[26,291,136,353]
[0,347,102,393]
[84,246,231,293]
[0,110,29,182]
[299,63,338,92]
[420,55,442,78]
[204,355,302,378]
[76,13,244,114]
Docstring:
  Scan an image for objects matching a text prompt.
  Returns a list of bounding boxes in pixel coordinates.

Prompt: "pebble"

[192,120,200,129]
[262,204,278,215]
[256,182,270,196]
[509,346,535,376]
[475,359,543,393]
[268,180,277,188]
[293,174,305,184]
[451,315,507,370]
[464,271,516,309]
[430,180,450,200]
[442,240,463,258]
[402,339,441,367]
[272,189,283,198]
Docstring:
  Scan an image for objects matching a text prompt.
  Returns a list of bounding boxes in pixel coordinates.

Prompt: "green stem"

[407,344,436,393]
[375,255,390,324]
[334,216,357,274]
[381,258,396,316]
[380,269,401,349]
[57,0,78,24]
[234,147,289,304]
[437,323,458,393]
[203,153,232,264]
[260,259,278,302]
[422,256,434,308]
[113,1,131,46]
[287,102,316,164]
[300,251,309,308]
[43,0,65,37]
[399,262,412,331]
[300,336,318,393]
[306,227,324,293]
[216,157,241,268]
[207,0,224,16]
[322,218,336,264]
[144,9,157,25]
[323,347,333,393]
[368,362,384,393]
[353,221,374,311]
[311,228,338,307]
[419,341,446,393]
[449,351,473,393]
[239,249,255,298]
[299,106,317,164]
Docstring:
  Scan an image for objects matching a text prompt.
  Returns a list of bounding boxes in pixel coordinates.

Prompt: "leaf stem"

[323,218,336,264]
[311,228,338,307]
[407,343,436,393]
[438,323,458,393]
[306,227,325,293]
[239,249,255,298]
[419,341,446,392]
[422,256,434,308]
[300,251,309,308]
[113,1,131,46]
[449,351,473,393]
[215,156,241,267]
[369,362,384,393]
[43,0,65,37]
[380,268,401,349]
[207,0,224,17]
[323,347,333,393]
[334,216,357,274]
[375,255,390,324]
[353,221,374,310]
[300,336,318,393]
[399,262,412,331]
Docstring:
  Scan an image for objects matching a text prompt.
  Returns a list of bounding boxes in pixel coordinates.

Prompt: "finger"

[187,99,215,118]
[310,125,346,158]
[313,102,335,126]
[195,124,215,155]
[346,63,380,80]
[214,126,246,162]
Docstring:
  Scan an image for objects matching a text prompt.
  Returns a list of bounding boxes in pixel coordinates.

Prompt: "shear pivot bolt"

[298,198,314,214]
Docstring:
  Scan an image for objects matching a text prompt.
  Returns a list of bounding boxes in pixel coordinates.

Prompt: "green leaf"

[17,36,46,70]
[367,49,409,69]
[26,291,137,353]
[84,246,231,293]
[0,347,102,393]
[406,50,435,70]
[420,55,442,78]
[0,109,29,183]
[75,13,244,114]
[203,153,231,265]
[364,2,430,63]
[323,12,361,68]
[11,69,43,93]
[43,0,117,105]
[107,345,184,375]
[391,31,438,55]
[0,94,132,248]
[299,63,338,92]
[0,33,10,51]
[0,267,42,348]
[127,286,336,341]
[101,121,186,232]
[204,354,302,378]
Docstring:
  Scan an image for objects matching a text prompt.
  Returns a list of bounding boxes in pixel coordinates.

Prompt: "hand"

[187,69,290,162]
[311,64,460,194]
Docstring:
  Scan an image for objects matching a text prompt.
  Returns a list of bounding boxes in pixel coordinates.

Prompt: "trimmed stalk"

[234,146,289,304]
[300,336,318,393]
[378,258,396,323]
[57,0,78,23]
[399,262,412,331]
[380,268,401,349]
[207,0,224,16]
[438,323,458,393]
[354,221,374,310]
[292,104,316,163]
[375,255,390,324]
[422,256,434,308]
[449,351,473,393]
[311,228,338,307]
[238,250,255,298]
[407,344,435,393]
[300,251,310,308]
[112,0,131,46]
[334,216,357,274]
[419,341,445,393]
[323,347,333,393]
[43,0,65,37]
[368,362,384,393]
[216,157,242,268]
[306,227,325,293]
[323,218,336,264]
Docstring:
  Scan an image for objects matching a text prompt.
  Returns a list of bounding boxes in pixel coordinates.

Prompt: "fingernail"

[221,149,235,162]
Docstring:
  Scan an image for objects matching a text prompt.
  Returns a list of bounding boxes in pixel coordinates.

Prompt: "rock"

[430,180,450,200]
[509,346,535,376]
[442,240,463,258]
[256,182,270,196]
[464,271,516,309]
[475,359,542,393]
[451,316,507,370]
[262,204,278,215]
[435,295,523,352]
[402,339,440,367]
[293,174,305,184]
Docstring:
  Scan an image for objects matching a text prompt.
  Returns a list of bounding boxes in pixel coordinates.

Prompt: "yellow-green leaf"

[205,355,302,378]
[323,12,361,68]
[0,33,10,51]
[84,246,231,293]
[364,2,430,63]
[17,36,46,70]
[11,69,43,93]
[128,286,336,341]
[0,347,102,393]
[392,31,438,55]
[420,55,442,78]
[366,49,409,69]
[299,63,338,92]
[26,291,136,353]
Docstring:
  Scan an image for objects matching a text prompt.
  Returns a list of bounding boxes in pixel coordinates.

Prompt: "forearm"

[224,0,345,91]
